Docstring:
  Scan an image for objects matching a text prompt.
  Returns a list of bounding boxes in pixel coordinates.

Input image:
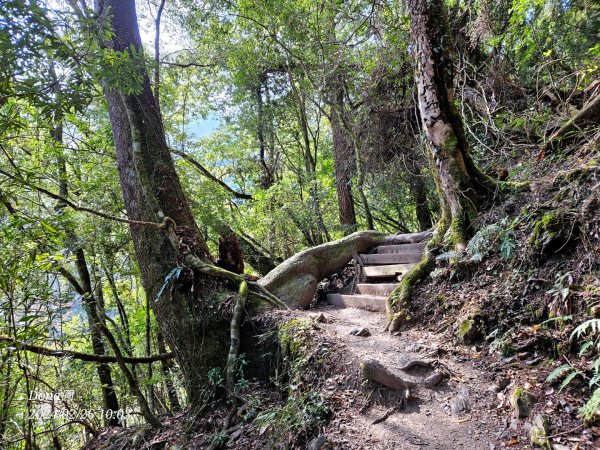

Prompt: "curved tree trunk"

[408,0,479,251]
[97,0,231,411]
[259,230,432,308]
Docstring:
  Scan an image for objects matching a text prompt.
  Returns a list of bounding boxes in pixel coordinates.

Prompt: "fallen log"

[543,91,600,154]
[258,230,432,308]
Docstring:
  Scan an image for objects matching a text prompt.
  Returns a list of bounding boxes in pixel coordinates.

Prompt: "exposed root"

[226,280,248,394]
[360,359,415,393]
[398,359,434,371]
[387,253,435,332]
[371,401,406,425]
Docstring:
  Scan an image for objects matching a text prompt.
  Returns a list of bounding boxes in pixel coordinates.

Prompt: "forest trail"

[309,306,530,450]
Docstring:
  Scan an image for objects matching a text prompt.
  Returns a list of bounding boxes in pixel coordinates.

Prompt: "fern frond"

[579,388,600,422]
[559,370,581,392]
[546,364,572,382]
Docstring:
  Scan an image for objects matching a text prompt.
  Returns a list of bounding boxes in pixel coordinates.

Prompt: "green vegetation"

[0,0,598,447]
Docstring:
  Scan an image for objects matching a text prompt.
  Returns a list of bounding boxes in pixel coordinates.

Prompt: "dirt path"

[310,305,528,450]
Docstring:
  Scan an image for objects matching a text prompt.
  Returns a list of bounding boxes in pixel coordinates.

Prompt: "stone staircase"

[327,241,426,312]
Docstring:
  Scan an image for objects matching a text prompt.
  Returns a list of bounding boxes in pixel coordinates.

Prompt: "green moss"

[458,319,474,338]
[510,386,536,418]
[528,212,558,250]
[456,316,483,344]
[530,415,552,449]
[278,318,313,357]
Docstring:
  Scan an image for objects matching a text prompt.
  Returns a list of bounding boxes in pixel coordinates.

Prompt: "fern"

[436,251,461,261]
[579,388,600,422]
[559,370,581,392]
[546,364,572,382]
[466,221,516,262]
[572,319,600,340]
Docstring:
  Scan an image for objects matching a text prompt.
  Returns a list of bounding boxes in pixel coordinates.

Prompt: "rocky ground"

[85,302,600,449]
[307,305,599,450]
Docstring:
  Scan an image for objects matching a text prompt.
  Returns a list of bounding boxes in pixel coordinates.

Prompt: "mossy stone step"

[359,253,422,265]
[376,242,426,254]
[327,294,387,311]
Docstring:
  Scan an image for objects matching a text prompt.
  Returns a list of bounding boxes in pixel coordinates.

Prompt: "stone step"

[359,253,422,265]
[376,242,427,254]
[356,283,397,296]
[327,294,386,311]
[363,263,417,279]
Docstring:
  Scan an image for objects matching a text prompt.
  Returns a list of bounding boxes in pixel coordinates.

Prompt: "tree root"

[226,280,248,394]
[360,359,415,393]
[386,253,435,332]
[372,402,405,425]
[397,359,434,371]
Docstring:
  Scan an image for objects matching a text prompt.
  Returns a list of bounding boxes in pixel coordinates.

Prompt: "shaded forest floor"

[85,141,599,449]
[86,305,599,449]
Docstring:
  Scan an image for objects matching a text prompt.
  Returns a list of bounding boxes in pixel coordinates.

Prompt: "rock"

[392,331,402,336]
[456,318,481,344]
[350,328,370,337]
[511,386,537,419]
[530,415,552,449]
[488,377,511,393]
[307,434,326,450]
[450,385,471,413]
[423,372,443,387]
[314,313,326,323]
[230,427,243,441]
[405,344,422,352]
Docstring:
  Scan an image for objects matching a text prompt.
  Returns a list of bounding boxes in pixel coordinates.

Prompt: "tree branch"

[0,168,169,228]
[171,149,253,200]
[0,336,174,363]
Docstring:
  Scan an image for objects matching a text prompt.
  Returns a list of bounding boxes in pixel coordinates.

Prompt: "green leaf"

[559,370,581,393]
[546,364,571,382]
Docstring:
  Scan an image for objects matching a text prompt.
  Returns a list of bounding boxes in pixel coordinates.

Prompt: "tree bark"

[408,167,432,232]
[331,101,357,232]
[72,250,121,426]
[385,0,501,332]
[408,0,480,250]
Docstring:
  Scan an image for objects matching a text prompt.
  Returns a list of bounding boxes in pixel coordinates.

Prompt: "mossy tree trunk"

[387,0,500,331]
[408,0,480,251]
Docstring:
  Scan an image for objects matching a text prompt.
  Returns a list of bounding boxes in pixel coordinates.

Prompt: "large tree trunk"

[385,0,501,332]
[97,0,230,410]
[331,102,358,233]
[408,0,480,250]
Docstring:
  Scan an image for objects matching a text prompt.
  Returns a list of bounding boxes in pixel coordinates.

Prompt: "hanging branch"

[171,149,253,200]
[0,336,174,363]
[0,168,168,229]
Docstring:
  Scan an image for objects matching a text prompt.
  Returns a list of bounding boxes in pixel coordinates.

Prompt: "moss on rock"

[511,386,536,419]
